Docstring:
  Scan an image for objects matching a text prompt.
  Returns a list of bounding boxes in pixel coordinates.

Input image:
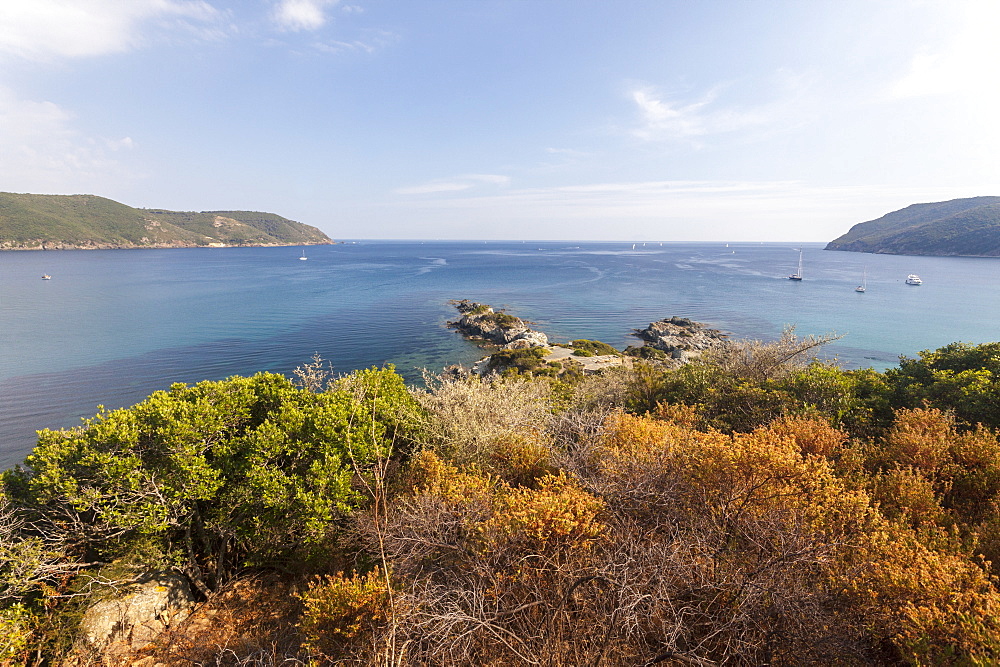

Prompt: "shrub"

[0,604,34,666]
[298,568,393,661]
[570,339,619,357]
[487,347,547,374]
[14,368,422,593]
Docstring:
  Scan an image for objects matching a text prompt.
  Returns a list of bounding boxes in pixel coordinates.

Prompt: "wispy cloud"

[394,174,510,196]
[0,85,138,192]
[272,0,339,32]
[0,0,224,61]
[628,81,807,145]
[631,87,715,141]
[545,147,591,158]
[374,178,992,242]
[310,29,395,55]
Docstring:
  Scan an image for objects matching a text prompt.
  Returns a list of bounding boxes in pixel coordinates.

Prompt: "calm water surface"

[2,241,997,467]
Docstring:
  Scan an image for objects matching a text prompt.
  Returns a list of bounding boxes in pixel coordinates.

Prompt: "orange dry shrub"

[591,412,881,663]
[480,471,604,554]
[406,448,493,505]
[297,568,393,662]
[767,414,848,458]
[596,411,862,530]
[653,401,700,427]
[872,466,949,529]
[837,525,1000,665]
[485,427,558,488]
[881,407,955,475]
[373,450,498,579]
[364,451,612,665]
[866,408,1000,561]
[592,411,1000,664]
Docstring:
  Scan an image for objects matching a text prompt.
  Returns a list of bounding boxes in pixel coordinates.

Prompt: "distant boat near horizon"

[788,249,803,281]
[41,275,51,280]
[856,267,867,293]
[299,249,308,261]
[906,274,922,285]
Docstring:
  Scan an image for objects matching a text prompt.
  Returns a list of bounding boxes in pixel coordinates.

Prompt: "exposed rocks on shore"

[630,316,729,361]
[448,300,549,349]
[448,301,726,378]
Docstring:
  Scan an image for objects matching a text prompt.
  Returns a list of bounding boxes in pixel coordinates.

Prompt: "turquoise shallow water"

[2,240,997,467]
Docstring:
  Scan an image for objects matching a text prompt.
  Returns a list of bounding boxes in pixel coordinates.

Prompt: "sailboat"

[299,249,308,261]
[855,267,867,292]
[788,250,803,281]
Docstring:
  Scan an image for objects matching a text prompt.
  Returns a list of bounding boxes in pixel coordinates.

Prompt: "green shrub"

[0,604,34,666]
[570,339,619,356]
[488,347,547,374]
[14,368,423,592]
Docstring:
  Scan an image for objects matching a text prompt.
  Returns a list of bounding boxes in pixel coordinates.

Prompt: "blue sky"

[2,0,999,241]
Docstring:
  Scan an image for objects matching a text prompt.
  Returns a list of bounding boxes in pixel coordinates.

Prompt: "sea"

[2,240,997,469]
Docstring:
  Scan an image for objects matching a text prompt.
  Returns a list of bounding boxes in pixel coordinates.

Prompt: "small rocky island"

[448,300,728,377]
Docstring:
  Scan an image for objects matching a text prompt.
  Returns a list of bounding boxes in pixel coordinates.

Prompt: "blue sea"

[2,240,997,468]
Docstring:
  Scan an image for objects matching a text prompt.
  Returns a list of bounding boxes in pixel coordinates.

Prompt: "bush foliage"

[6,339,1000,664]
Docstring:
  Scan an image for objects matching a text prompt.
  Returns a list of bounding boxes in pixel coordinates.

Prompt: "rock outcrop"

[448,302,724,377]
[71,573,196,663]
[631,316,728,361]
[448,300,549,349]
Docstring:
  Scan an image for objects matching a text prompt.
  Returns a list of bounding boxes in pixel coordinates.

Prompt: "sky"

[2,0,1000,242]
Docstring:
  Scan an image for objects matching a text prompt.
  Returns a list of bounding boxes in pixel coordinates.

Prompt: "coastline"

[1,240,338,251]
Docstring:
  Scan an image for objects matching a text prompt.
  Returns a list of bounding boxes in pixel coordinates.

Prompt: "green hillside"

[826,196,1000,256]
[0,192,332,249]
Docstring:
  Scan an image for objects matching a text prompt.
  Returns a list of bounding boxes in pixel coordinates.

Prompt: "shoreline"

[1,240,338,251]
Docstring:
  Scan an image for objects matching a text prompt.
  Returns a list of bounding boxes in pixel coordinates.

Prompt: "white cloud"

[889,1,1000,101]
[394,174,510,196]
[0,0,223,61]
[273,0,339,32]
[0,86,137,192]
[628,78,811,146]
[631,87,714,141]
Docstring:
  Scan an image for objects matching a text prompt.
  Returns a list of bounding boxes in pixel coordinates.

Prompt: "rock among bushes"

[72,573,195,663]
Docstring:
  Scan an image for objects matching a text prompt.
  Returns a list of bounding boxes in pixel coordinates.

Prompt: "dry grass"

[137,574,304,666]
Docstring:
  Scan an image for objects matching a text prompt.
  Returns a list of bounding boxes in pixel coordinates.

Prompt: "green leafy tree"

[10,368,422,594]
[887,342,1000,428]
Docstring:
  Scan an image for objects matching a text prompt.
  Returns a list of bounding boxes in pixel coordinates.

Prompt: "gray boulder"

[73,573,196,662]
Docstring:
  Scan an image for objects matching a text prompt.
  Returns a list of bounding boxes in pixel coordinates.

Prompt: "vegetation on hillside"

[5,337,1000,664]
[0,192,331,249]
[826,196,1000,256]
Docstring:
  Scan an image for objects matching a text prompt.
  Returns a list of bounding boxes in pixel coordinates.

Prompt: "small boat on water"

[299,249,308,261]
[855,267,867,293]
[905,274,922,285]
[41,274,51,280]
[788,250,803,281]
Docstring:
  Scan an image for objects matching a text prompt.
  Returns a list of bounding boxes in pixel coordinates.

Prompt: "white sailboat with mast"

[855,267,867,292]
[788,249,803,281]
